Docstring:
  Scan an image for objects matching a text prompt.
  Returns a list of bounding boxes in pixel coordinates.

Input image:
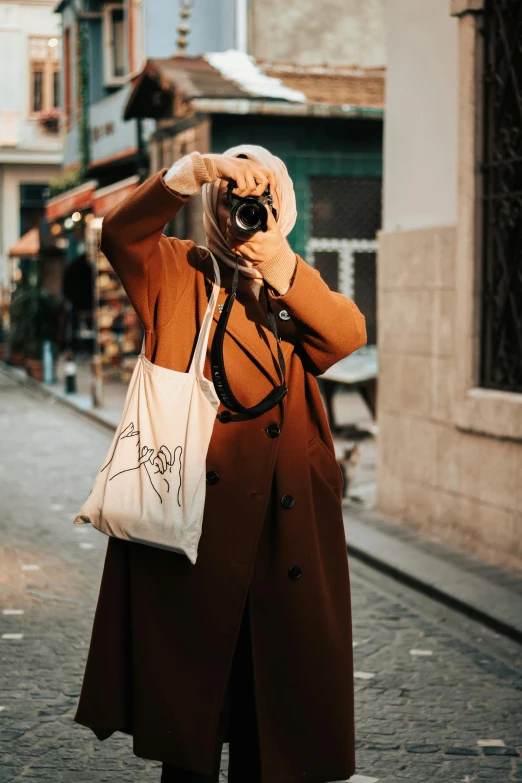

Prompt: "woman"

[73,145,367,783]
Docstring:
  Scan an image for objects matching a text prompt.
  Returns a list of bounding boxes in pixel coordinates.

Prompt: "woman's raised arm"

[99,153,217,329]
[265,255,368,376]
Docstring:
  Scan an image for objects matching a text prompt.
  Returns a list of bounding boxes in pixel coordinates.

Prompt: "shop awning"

[92,175,140,216]
[8,227,40,257]
[45,179,98,222]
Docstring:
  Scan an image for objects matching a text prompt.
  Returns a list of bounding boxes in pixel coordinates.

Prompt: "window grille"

[307,177,381,345]
[481,0,522,393]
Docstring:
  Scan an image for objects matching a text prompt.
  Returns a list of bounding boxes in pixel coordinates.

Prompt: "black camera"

[227,180,278,237]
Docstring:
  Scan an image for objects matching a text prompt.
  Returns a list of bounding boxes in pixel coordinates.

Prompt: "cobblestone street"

[0,372,521,783]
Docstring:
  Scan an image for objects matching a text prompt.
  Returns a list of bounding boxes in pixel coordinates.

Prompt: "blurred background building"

[39,0,385,377]
[377,0,522,570]
[3,0,519,572]
[0,0,62,330]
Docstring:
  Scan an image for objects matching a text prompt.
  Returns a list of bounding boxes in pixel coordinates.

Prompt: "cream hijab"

[201,144,297,280]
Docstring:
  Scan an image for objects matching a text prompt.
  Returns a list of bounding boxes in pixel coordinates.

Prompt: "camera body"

[227,180,278,237]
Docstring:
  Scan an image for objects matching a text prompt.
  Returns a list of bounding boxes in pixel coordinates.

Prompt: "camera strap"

[210,254,288,418]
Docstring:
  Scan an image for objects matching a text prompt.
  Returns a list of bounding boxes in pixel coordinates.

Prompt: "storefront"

[88,175,141,380]
[44,175,141,380]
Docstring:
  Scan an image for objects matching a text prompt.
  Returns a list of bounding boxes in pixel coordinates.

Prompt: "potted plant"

[39,107,61,133]
[6,310,26,367]
[8,287,64,380]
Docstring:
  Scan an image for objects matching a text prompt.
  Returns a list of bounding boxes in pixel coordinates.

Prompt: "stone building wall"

[377,0,522,571]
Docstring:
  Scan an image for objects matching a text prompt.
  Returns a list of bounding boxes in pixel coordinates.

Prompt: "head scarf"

[201,144,297,279]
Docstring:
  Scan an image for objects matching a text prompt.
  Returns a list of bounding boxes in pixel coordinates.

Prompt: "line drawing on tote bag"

[73,249,221,563]
[100,421,183,506]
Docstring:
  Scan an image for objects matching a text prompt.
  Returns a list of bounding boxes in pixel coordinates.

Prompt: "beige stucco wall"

[249,0,386,67]
[383,0,458,230]
[377,0,522,571]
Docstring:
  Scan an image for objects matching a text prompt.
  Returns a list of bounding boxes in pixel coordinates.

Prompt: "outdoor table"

[317,344,378,435]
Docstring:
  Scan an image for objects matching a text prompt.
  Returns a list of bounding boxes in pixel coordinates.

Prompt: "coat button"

[288,565,301,580]
[280,494,294,508]
[266,424,280,438]
[206,471,219,485]
[218,410,232,423]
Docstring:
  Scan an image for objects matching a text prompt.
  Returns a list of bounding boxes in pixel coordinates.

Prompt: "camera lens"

[237,203,261,229]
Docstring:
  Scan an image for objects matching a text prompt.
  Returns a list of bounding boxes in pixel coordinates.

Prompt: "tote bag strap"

[190,249,221,381]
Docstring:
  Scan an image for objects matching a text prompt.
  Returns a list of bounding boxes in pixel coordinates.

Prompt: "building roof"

[124,50,385,121]
[260,63,385,109]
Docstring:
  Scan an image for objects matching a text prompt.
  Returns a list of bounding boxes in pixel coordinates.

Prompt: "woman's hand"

[225,207,289,265]
[202,153,276,197]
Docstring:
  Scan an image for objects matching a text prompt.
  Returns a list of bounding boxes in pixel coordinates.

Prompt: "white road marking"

[1,634,24,640]
[21,564,40,571]
[354,671,376,679]
[348,775,380,783]
[352,638,370,647]
[409,649,433,656]
[477,739,505,747]
[79,542,94,549]
[2,609,24,615]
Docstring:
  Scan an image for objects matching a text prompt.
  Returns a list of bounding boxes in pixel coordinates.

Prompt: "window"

[308,176,381,345]
[103,4,126,85]
[20,183,49,236]
[28,36,60,116]
[53,69,60,109]
[480,0,522,394]
[64,27,72,124]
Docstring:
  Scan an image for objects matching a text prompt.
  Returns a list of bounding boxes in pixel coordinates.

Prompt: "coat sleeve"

[267,254,367,376]
[99,169,191,330]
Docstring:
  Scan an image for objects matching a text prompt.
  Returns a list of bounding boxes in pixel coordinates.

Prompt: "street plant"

[8,286,64,365]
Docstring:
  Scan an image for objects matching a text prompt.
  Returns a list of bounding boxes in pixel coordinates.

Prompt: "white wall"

[1,163,58,274]
[0,1,63,154]
[382,0,459,231]
[0,1,63,283]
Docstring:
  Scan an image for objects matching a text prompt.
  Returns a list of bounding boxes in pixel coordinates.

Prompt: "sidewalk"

[2,355,522,645]
[343,505,522,644]
[1,352,127,430]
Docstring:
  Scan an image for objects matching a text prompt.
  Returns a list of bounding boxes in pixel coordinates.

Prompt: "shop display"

[89,224,142,380]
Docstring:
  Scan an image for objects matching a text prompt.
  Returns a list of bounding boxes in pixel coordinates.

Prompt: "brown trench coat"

[73,170,367,783]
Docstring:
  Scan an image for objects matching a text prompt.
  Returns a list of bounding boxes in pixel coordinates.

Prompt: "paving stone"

[1,374,521,783]
[477,738,506,747]
[483,745,520,756]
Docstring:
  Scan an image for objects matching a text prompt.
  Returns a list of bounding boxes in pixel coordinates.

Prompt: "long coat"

[73,170,367,783]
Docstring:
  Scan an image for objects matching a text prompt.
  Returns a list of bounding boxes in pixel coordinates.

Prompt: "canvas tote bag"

[72,250,221,565]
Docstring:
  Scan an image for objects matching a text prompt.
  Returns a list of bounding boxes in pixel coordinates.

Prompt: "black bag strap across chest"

[210,255,288,418]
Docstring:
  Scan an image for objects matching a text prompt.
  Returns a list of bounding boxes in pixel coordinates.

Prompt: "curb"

[3,360,521,645]
[343,507,522,645]
[0,361,117,433]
